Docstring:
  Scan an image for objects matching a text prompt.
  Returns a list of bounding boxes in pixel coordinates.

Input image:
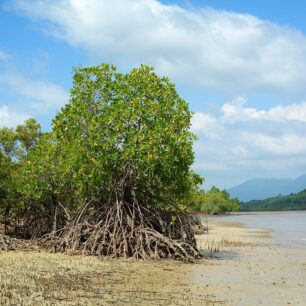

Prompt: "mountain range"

[228,174,306,202]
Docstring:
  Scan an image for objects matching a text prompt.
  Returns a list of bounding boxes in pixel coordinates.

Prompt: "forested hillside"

[228,175,306,201]
[241,189,306,211]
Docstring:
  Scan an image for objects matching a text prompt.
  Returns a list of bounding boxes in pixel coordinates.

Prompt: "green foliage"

[52,64,195,210]
[0,119,41,217]
[0,119,41,161]
[0,127,16,158]
[0,153,10,202]
[241,189,306,211]
[15,132,81,219]
[16,118,41,155]
[0,64,198,238]
[191,186,240,214]
[16,133,59,200]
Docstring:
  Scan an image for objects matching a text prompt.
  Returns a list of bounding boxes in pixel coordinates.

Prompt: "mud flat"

[0,221,305,305]
[196,221,306,305]
[0,250,223,305]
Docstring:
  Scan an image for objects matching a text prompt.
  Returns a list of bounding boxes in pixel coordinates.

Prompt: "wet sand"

[0,221,306,305]
[195,221,306,305]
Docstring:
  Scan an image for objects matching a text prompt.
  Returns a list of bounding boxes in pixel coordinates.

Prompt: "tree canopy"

[51,64,195,210]
[191,186,240,214]
[0,119,41,234]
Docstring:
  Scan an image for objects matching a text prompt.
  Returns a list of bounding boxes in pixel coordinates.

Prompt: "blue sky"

[1,0,306,189]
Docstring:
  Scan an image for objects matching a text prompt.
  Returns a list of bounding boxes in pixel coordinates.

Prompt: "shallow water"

[207,211,306,249]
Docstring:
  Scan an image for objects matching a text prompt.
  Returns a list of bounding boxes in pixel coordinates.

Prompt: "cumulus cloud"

[192,98,306,188]
[222,96,306,122]
[0,105,29,127]
[191,112,220,139]
[7,0,306,97]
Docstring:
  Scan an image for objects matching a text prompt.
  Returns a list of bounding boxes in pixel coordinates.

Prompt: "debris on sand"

[0,234,34,251]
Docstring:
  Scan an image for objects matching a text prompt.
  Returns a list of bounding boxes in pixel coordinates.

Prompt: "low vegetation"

[241,189,306,211]
[191,186,240,214]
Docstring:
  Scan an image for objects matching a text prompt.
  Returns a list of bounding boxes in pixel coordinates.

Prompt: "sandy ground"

[0,221,306,305]
[196,221,306,305]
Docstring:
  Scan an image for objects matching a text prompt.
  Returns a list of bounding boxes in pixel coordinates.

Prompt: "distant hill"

[240,189,306,211]
[228,174,306,201]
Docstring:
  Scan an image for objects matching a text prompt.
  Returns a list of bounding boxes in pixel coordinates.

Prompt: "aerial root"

[38,200,200,262]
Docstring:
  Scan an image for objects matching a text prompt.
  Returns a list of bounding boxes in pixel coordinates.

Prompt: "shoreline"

[0,220,306,305]
[211,210,306,215]
[207,211,306,251]
[195,220,306,305]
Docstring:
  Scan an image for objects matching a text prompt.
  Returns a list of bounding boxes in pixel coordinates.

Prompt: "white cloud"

[8,0,306,97]
[267,103,306,122]
[0,105,29,127]
[0,50,68,127]
[1,72,68,113]
[191,112,220,139]
[222,96,306,122]
[192,98,306,188]
[246,133,306,156]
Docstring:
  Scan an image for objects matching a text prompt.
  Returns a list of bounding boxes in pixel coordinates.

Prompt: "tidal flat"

[0,251,222,305]
[1,220,306,305]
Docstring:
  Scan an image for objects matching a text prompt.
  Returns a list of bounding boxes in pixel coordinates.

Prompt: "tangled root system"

[38,193,200,262]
